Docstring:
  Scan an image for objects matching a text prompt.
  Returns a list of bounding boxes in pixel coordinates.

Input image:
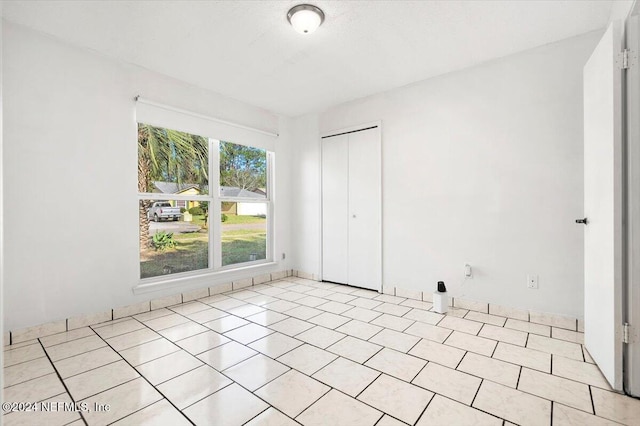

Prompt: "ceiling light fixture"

[287,4,325,35]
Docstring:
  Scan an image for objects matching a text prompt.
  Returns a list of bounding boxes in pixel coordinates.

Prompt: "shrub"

[180,207,187,213]
[188,206,204,215]
[152,231,177,251]
[221,213,228,222]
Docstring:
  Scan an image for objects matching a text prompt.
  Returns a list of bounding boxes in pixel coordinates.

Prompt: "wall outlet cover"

[527,274,539,289]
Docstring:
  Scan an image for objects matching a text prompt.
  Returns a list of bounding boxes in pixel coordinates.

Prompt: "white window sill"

[132,261,279,295]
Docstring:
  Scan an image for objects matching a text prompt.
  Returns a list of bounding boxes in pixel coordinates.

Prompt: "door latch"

[575,218,588,225]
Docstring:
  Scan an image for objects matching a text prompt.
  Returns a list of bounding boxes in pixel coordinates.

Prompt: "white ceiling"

[2,1,618,116]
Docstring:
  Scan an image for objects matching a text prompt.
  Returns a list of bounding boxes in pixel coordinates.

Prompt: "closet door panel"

[322,135,349,284]
[347,128,381,290]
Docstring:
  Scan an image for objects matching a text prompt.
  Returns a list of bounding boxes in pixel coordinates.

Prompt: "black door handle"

[575,218,588,225]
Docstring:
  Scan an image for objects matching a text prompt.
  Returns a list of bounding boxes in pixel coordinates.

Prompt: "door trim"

[321,121,382,139]
[624,7,640,397]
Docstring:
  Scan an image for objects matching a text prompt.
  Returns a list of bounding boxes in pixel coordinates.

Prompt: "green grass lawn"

[188,214,266,227]
[140,236,208,279]
[221,232,266,266]
[140,227,266,278]
[223,214,266,225]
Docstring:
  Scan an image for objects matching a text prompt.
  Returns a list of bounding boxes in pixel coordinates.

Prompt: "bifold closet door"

[347,128,381,290]
[321,134,349,284]
[322,126,381,291]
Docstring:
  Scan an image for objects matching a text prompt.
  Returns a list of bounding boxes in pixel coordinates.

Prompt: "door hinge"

[617,49,636,70]
[623,323,630,344]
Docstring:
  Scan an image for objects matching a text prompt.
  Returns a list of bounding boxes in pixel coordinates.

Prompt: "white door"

[322,135,349,284]
[348,127,382,290]
[321,125,382,291]
[583,21,624,391]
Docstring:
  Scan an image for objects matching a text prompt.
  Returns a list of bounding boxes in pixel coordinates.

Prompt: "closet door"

[347,127,381,290]
[321,135,349,284]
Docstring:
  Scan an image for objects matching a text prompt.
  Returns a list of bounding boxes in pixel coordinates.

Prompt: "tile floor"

[3,277,640,426]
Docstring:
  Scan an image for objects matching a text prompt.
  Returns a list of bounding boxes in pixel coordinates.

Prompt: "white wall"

[3,22,291,331]
[290,114,321,278]
[292,31,602,318]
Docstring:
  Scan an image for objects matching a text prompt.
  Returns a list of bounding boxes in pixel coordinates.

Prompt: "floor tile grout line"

[188,356,332,419]
[154,369,235,412]
[435,391,506,424]
[250,290,602,390]
[36,339,89,426]
[101,386,194,426]
[45,342,111,364]
[469,378,484,407]
[409,361,430,384]
[588,385,596,416]
[358,344,385,365]
[91,323,150,341]
[298,386,393,425]
[57,357,123,381]
[406,336,423,354]
[133,307,177,322]
[489,338,499,358]
[515,366,523,389]
[454,350,469,370]
[474,321,486,337]
[354,374,428,426]
[95,330,196,426]
[7,280,603,426]
[198,349,261,373]
[36,329,101,350]
[142,359,204,387]
[239,405,272,426]
[3,339,42,352]
[3,353,50,370]
[289,383,334,420]
[516,365,612,402]
[412,392,436,426]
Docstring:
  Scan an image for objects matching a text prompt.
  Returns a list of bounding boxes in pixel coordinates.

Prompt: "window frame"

[137,133,274,284]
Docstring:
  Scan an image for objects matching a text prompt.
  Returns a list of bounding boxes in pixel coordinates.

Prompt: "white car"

[147,201,182,222]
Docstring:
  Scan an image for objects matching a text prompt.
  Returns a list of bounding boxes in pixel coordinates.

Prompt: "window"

[138,123,273,280]
[218,141,269,267]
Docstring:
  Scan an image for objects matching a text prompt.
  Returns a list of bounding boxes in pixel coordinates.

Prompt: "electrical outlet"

[464,264,473,278]
[527,275,539,289]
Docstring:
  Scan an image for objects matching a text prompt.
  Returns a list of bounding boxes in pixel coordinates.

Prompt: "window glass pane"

[221,202,267,266]
[140,199,209,279]
[138,123,209,195]
[219,141,267,199]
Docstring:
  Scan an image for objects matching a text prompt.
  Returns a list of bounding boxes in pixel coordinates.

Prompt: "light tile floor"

[3,277,640,426]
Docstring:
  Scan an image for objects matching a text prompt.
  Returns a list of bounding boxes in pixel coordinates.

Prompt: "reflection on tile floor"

[3,276,640,425]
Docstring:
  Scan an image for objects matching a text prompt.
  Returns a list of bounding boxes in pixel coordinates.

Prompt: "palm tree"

[138,124,209,248]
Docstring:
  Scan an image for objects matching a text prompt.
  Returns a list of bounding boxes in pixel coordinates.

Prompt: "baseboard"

[6,269,294,345]
[5,269,581,345]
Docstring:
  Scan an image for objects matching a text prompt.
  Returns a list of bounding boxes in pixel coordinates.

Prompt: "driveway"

[149,220,201,235]
[149,220,266,235]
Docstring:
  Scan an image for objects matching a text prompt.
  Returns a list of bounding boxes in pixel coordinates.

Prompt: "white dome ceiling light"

[287,4,325,35]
